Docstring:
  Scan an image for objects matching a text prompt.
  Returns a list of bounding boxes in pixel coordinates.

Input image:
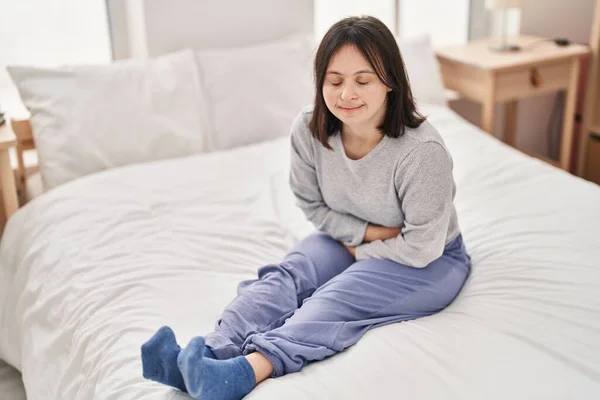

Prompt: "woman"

[141,15,471,400]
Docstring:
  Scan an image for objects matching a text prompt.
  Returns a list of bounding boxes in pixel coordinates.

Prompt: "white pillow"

[398,35,448,107]
[195,35,315,151]
[7,49,207,191]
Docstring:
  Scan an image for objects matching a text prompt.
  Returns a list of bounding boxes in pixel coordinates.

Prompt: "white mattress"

[1,104,599,399]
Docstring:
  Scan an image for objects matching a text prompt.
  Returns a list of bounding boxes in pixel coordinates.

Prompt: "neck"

[339,122,385,161]
[342,122,382,144]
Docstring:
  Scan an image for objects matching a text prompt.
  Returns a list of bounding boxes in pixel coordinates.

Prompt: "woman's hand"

[363,224,402,243]
[340,225,400,257]
[343,244,356,258]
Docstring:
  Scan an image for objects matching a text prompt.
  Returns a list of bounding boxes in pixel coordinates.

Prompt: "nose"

[340,84,357,101]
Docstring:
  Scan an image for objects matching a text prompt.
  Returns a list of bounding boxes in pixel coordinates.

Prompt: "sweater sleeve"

[289,112,368,246]
[354,142,454,267]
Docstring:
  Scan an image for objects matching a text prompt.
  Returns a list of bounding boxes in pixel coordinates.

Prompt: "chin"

[336,112,368,125]
[340,117,366,126]
[335,109,364,119]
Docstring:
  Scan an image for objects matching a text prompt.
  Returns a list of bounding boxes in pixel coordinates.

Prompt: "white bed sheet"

[0,104,599,399]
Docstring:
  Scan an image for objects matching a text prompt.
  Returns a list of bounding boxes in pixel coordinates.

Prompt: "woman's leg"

[204,232,356,359]
[141,232,354,391]
[242,234,471,377]
[174,235,470,400]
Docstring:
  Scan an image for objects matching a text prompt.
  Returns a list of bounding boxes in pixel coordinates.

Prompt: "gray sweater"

[289,106,461,268]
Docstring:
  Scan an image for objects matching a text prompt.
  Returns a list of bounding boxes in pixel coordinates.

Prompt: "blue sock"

[177,336,256,400]
[140,327,216,392]
[204,346,217,360]
[141,326,187,392]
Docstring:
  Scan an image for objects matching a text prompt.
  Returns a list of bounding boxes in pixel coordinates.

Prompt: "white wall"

[114,0,313,59]
[314,0,396,40]
[398,0,470,46]
[106,0,130,60]
[125,0,149,59]
[0,0,112,118]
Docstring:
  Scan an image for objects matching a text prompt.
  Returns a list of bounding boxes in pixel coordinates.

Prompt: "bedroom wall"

[314,0,396,40]
[453,0,596,163]
[109,0,314,59]
[397,0,470,47]
[106,0,130,60]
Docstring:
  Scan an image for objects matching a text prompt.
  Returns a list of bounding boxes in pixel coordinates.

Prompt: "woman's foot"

[177,336,256,400]
[141,326,187,392]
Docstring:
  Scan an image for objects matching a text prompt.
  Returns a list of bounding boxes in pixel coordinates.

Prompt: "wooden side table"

[0,122,19,227]
[435,35,589,171]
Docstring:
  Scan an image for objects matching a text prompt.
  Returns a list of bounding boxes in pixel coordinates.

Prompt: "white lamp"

[486,0,523,51]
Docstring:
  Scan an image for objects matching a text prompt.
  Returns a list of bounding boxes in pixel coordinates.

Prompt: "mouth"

[338,105,364,112]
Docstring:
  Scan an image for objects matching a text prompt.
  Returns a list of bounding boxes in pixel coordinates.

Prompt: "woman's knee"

[289,232,354,267]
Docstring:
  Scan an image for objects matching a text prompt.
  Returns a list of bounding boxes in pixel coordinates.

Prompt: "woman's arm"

[363,225,402,243]
[354,142,454,268]
[344,225,402,256]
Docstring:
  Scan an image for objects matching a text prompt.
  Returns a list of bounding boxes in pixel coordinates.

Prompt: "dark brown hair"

[309,16,425,149]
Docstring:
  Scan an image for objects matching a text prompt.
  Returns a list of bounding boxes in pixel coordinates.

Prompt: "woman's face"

[322,44,390,131]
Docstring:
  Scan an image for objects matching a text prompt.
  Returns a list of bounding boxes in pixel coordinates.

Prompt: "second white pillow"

[195,35,316,151]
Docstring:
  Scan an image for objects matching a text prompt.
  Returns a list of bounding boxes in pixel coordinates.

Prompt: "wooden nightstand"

[435,35,589,171]
[0,122,19,228]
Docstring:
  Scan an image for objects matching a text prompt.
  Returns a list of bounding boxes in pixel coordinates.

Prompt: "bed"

[1,1,600,399]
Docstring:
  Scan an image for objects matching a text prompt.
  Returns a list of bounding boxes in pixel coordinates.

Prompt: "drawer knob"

[530,67,543,87]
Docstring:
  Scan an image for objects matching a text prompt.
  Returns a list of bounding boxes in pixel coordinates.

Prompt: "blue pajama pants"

[205,232,471,377]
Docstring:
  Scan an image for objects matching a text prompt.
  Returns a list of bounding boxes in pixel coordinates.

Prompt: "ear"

[386,87,392,92]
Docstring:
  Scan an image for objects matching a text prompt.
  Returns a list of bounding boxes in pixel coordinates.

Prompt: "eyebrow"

[326,70,376,76]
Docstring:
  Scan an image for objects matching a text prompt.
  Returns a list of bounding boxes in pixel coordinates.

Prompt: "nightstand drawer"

[586,133,600,185]
[495,61,572,101]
